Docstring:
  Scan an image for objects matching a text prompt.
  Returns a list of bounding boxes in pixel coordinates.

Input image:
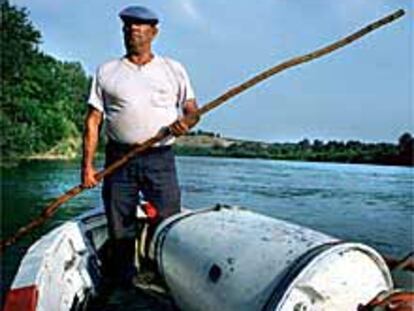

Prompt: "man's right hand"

[81,166,99,188]
[81,106,103,189]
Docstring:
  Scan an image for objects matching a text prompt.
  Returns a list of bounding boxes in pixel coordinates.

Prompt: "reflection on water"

[1,157,413,301]
[178,157,413,257]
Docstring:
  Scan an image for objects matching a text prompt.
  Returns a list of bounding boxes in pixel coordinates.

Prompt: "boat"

[3,205,413,311]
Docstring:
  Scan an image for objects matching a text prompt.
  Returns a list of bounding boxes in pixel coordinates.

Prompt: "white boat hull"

[4,206,402,311]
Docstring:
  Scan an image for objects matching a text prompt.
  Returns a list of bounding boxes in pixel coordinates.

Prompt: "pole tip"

[395,9,405,18]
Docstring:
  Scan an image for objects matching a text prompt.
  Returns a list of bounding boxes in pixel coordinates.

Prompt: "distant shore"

[174,132,413,167]
[2,131,413,168]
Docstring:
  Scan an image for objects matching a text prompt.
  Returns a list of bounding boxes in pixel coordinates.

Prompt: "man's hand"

[169,117,189,136]
[169,114,199,137]
[81,165,99,188]
[169,98,200,137]
[81,106,102,188]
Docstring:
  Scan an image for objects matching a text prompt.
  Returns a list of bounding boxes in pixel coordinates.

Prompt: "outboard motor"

[148,206,393,311]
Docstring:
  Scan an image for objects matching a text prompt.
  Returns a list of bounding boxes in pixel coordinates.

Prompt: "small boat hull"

[4,206,405,311]
[4,208,106,311]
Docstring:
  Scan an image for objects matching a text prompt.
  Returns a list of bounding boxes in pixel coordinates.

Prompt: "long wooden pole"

[0,9,405,254]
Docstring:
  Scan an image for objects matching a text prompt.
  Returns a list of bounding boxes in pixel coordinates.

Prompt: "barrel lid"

[266,242,393,311]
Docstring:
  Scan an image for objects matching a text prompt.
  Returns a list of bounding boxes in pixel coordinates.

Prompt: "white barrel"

[151,206,393,311]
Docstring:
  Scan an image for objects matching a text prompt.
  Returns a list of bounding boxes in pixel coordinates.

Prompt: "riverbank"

[1,137,83,167]
[1,132,413,167]
[177,133,413,167]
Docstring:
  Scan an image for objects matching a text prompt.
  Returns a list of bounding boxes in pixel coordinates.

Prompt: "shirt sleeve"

[171,61,195,110]
[87,69,105,112]
[179,63,195,101]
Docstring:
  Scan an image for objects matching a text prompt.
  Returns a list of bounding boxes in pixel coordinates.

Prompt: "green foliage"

[0,1,41,85]
[175,132,414,167]
[1,2,89,158]
[398,132,414,165]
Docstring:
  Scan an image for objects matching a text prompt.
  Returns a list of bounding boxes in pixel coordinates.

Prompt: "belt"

[107,139,172,154]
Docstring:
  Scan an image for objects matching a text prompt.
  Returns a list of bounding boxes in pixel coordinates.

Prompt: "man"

[81,6,198,287]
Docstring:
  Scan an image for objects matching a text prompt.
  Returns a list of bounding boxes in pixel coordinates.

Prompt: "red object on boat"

[142,201,159,221]
[3,285,38,311]
[359,291,414,311]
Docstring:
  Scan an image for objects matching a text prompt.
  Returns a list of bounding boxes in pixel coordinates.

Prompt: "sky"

[12,0,413,143]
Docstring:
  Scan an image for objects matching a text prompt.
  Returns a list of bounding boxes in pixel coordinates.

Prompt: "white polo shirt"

[88,55,195,145]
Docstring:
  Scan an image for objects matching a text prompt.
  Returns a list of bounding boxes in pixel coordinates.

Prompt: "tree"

[1,1,41,86]
[1,1,42,156]
[398,132,414,165]
[1,2,89,158]
[298,138,311,150]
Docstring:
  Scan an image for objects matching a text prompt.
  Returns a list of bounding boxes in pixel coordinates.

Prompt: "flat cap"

[119,6,159,25]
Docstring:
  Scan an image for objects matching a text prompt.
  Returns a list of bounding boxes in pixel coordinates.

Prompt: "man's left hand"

[169,114,199,137]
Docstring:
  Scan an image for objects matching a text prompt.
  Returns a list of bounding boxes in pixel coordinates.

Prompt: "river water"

[1,156,413,304]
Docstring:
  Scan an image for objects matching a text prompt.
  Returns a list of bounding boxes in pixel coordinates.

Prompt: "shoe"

[132,270,169,296]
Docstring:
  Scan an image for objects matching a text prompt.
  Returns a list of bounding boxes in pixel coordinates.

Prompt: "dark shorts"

[102,142,181,240]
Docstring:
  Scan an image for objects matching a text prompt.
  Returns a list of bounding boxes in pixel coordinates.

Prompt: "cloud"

[170,0,227,40]
[177,0,204,24]
[173,0,244,43]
